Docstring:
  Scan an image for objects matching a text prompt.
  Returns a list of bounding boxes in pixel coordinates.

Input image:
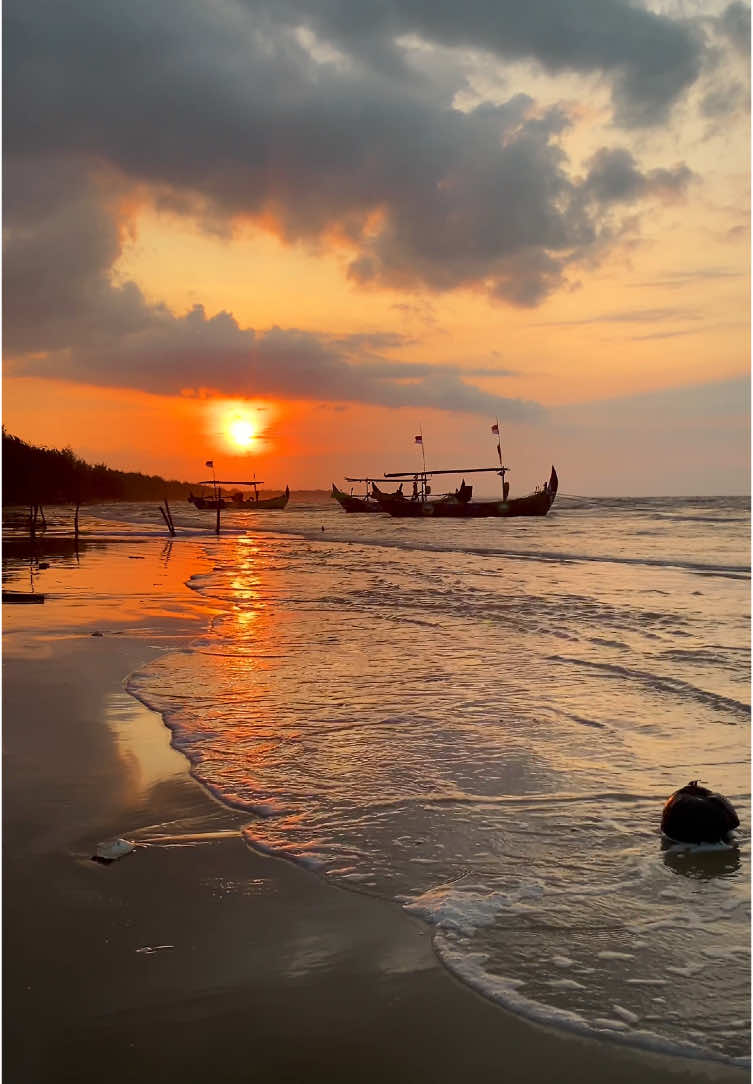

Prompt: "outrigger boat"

[374,466,557,517]
[368,424,558,518]
[188,473,290,511]
[331,478,404,513]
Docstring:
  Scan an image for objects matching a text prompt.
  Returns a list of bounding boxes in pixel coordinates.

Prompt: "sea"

[6,493,751,1065]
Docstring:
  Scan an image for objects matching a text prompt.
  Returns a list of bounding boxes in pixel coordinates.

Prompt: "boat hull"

[331,484,384,513]
[379,468,558,518]
[379,491,555,517]
[188,491,289,510]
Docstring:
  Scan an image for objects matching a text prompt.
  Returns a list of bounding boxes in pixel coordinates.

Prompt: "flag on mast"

[205,460,214,468]
[414,435,422,444]
[491,423,499,434]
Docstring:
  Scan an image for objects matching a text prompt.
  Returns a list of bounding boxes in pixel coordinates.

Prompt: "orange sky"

[3,0,749,495]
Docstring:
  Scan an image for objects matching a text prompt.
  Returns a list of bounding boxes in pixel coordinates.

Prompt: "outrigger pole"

[384,466,504,478]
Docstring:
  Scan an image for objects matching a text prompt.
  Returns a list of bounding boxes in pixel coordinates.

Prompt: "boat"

[188,478,290,511]
[371,426,558,518]
[331,483,383,513]
[331,479,404,513]
[376,466,557,517]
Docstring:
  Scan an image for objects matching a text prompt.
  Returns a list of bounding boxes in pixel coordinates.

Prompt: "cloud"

[3,0,737,406]
[4,0,706,313]
[717,2,751,56]
[16,303,542,418]
[560,375,750,424]
[627,268,744,289]
[2,160,538,417]
[581,148,694,205]
[533,306,703,327]
[271,0,705,126]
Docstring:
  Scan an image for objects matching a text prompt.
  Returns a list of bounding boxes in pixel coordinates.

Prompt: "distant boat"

[331,479,403,514]
[188,475,290,511]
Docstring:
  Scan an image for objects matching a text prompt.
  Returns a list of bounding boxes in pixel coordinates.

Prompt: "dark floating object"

[2,591,44,604]
[661,780,739,844]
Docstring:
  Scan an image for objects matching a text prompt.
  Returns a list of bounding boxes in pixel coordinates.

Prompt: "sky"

[3,0,750,495]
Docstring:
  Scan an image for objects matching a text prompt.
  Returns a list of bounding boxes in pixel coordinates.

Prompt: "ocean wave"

[548,655,751,721]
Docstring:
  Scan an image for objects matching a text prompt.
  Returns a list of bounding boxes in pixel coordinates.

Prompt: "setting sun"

[228,416,256,448]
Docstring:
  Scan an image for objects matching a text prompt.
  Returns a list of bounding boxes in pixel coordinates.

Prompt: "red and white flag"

[491,423,499,434]
[414,435,422,444]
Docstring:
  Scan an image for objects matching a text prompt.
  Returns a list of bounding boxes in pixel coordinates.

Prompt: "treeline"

[2,430,197,505]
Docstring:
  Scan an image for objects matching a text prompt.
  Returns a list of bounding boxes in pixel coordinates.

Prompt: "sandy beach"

[2,537,747,1083]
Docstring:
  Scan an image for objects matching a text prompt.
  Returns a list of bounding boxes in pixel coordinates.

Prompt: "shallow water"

[7,495,749,1062]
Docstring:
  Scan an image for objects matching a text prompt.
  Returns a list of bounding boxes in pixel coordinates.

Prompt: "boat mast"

[492,419,509,500]
[205,459,217,503]
[415,427,427,500]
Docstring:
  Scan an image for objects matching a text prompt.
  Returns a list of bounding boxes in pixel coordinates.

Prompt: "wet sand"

[2,540,746,1082]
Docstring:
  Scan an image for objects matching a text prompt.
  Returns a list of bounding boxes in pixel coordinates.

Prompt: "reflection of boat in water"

[331,479,403,513]
[2,591,45,604]
[188,476,290,511]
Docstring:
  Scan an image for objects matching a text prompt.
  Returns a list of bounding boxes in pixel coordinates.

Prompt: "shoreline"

[2,538,747,1081]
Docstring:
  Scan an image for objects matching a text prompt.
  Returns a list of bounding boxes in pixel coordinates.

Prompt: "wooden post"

[159,504,175,535]
[74,501,80,542]
[161,495,175,535]
[215,502,221,535]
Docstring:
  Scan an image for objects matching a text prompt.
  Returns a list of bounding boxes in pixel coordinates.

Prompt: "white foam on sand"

[395,883,749,1069]
[401,886,512,936]
[433,933,750,1067]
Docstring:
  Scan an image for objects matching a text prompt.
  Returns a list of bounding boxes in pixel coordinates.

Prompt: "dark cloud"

[15,302,542,418]
[582,148,694,205]
[3,156,538,417]
[3,158,162,356]
[268,0,704,126]
[2,0,726,407]
[717,2,751,55]
[700,80,748,117]
[4,0,703,309]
